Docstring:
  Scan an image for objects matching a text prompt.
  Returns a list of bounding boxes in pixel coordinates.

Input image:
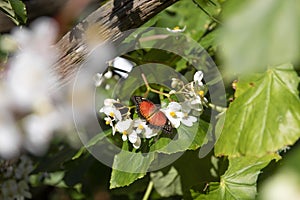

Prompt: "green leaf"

[110,143,155,189]
[72,130,112,160]
[220,0,300,74]
[143,0,220,40]
[0,0,27,25]
[215,64,300,157]
[195,155,279,200]
[10,0,27,23]
[150,120,207,154]
[150,166,183,197]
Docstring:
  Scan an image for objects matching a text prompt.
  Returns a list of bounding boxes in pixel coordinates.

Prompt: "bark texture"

[54,0,178,85]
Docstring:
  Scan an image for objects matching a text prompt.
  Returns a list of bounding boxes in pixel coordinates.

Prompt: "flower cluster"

[99,71,207,149]
[170,70,208,116]
[100,99,158,149]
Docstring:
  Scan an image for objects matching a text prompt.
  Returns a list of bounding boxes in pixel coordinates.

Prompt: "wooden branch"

[53,0,178,85]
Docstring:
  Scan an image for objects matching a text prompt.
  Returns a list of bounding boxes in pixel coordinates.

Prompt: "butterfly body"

[132,96,173,134]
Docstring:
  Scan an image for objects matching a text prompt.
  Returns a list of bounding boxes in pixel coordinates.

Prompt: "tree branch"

[53,0,178,85]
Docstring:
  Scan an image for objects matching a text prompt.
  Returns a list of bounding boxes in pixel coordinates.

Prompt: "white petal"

[103,98,118,106]
[168,117,181,128]
[168,102,182,111]
[116,119,132,132]
[133,137,141,149]
[114,110,122,121]
[104,71,113,79]
[129,132,138,143]
[122,134,127,141]
[0,113,21,158]
[144,127,157,139]
[182,116,197,127]
[194,71,203,82]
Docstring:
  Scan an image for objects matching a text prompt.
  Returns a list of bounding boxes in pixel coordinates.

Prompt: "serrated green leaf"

[150,120,207,154]
[220,0,300,74]
[150,166,182,197]
[215,64,300,157]
[110,144,155,189]
[195,155,279,200]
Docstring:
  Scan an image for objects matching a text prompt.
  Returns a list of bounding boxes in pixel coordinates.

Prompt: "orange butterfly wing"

[132,96,173,134]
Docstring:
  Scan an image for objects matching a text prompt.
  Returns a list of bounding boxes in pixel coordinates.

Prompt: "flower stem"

[141,73,170,98]
[142,181,154,200]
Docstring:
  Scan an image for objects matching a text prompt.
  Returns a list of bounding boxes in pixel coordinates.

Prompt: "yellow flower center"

[109,112,115,117]
[138,124,144,130]
[198,90,205,97]
[123,130,128,135]
[173,26,180,30]
[105,120,110,125]
[170,111,177,117]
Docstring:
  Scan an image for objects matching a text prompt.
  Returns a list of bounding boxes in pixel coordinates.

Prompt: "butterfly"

[132,96,173,134]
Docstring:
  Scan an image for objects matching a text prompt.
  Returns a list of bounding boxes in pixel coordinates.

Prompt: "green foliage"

[150,167,183,197]
[19,0,300,199]
[219,0,300,74]
[215,64,300,157]
[0,0,27,25]
[110,143,155,189]
[194,155,279,200]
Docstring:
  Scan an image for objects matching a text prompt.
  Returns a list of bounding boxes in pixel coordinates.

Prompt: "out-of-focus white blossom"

[0,109,21,159]
[0,18,75,158]
[22,111,60,155]
[7,18,58,110]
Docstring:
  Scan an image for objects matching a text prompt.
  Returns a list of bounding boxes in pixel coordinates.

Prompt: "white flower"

[133,119,157,139]
[166,26,186,33]
[116,119,132,140]
[161,102,184,128]
[104,116,116,135]
[131,131,141,149]
[103,98,118,106]
[129,131,141,149]
[100,105,122,121]
[181,114,197,127]
[116,119,141,148]
[7,18,59,110]
[104,70,113,79]
[194,71,204,86]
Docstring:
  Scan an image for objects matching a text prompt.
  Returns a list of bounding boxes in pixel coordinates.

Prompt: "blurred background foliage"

[0,0,299,200]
